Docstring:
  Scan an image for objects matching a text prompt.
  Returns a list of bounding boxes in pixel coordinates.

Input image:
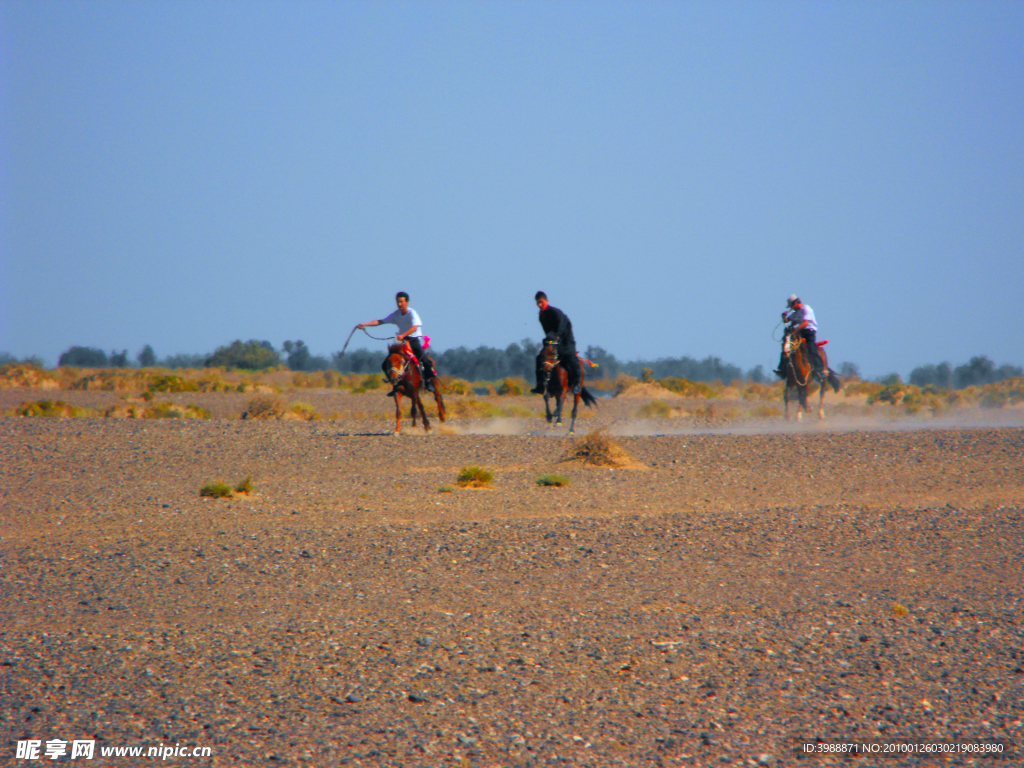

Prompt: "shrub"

[147,374,199,393]
[353,375,383,393]
[284,402,321,421]
[636,400,672,418]
[560,432,642,468]
[659,377,715,398]
[536,473,570,487]
[457,466,493,488]
[438,484,455,493]
[200,481,233,498]
[15,400,95,418]
[235,476,254,494]
[497,377,528,396]
[145,402,211,419]
[440,377,473,395]
[244,395,286,419]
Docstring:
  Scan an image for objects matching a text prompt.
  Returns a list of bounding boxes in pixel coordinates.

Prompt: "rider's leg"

[802,330,825,377]
[774,345,787,378]
[560,344,581,393]
[531,351,546,394]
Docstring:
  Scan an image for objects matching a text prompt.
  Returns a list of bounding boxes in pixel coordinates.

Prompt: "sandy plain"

[1,387,1022,767]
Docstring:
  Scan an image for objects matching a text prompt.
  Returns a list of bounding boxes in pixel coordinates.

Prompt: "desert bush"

[284,402,321,421]
[457,466,493,488]
[14,400,96,418]
[447,398,502,419]
[206,340,281,371]
[144,402,211,419]
[244,395,286,419]
[659,377,715,398]
[636,400,672,418]
[536,473,570,487]
[867,377,906,406]
[200,481,233,498]
[439,376,473,395]
[560,432,642,468]
[692,403,716,419]
[497,377,528,396]
[147,374,199,393]
[0,364,62,390]
[612,373,638,396]
[438,484,455,493]
[235,476,254,494]
[842,379,884,398]
[353,375,383,393]
[59,346,108,368]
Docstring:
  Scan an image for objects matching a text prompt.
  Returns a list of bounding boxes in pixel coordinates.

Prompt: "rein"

[785,334,811,387]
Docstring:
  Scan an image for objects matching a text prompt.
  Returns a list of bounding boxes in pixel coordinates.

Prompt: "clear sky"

[2,1,1021,377]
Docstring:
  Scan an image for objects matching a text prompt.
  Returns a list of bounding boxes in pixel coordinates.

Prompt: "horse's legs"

[784,385,791,420]
[817,383,826,420]
[568,392,580,434]
[544,393,553,424]
[553,392,563,425]
[432,388,446,422]
[393,392,403,434]
[416,392,431,432]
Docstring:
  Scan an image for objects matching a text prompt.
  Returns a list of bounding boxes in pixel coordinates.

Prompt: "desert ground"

[2,385,1022,766]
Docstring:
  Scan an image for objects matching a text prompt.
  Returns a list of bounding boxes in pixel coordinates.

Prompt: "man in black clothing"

[531,291,580,395]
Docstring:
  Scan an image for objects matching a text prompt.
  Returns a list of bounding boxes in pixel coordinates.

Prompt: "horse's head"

[385,344,414,385]
[540,339,560,371]
[783,330,803,357]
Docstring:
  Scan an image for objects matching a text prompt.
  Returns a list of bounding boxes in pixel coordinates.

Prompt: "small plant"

[284,401,321,421]
[457,466,493,488]
[438,484,455,493]
[235,476,254,495]
[200,481,233,498]
[892,602,909,618]
[497,377,528,396]
[536,473,570,487]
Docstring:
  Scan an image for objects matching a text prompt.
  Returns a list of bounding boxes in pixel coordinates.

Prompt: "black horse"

[539,340,598,433]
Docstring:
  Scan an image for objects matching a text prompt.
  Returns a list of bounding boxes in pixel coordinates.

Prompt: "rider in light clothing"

[775,295,826,380]
[358,292,437,392]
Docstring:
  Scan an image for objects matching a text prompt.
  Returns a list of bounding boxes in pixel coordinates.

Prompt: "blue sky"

[2,1,1021,377]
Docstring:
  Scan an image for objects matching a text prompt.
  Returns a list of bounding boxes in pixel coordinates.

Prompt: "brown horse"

[384,342,446,434]
[539,339,598,433]
[782,329,840,420]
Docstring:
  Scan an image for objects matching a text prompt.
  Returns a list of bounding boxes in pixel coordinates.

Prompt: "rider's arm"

[357,319,381,329]
[396,325,420,341]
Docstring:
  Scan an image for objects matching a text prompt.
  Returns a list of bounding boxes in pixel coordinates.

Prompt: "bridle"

[783,330,811,387]
[541,340,560,372]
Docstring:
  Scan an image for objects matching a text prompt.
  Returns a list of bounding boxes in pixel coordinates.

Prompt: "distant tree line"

[17,344,1022,389]
[909,357,1023,389]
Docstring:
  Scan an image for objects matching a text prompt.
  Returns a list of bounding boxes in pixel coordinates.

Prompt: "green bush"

[457,466,493,488]
[235,476,254,494]
[200,481,233,498]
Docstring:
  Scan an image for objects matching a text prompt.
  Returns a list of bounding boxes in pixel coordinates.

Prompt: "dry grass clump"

[243,395,286,419]
[0,363,63,390]
[200,476,254,499]
[283,402,321,421]
[560,432,646,469]
[497,377,529,395]
[13,400,97,418]
[457,466,494,488]
[439,376,473,395]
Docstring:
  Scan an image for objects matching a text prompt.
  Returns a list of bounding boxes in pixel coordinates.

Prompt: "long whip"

[335,325,398,365]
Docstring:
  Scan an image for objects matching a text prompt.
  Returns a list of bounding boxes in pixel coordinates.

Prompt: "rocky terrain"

[1,389,1022,766]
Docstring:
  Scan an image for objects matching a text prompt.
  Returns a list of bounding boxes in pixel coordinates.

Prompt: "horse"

[539,339,598,433]
[384,342,446,434]
[782,328,840,420]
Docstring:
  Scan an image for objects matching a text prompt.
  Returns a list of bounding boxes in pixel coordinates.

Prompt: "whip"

[335,325,396,365]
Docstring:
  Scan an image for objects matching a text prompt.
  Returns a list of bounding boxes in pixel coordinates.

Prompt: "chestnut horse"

[782,329,840,420]
[384,342,446,434]
[539,339,598,433]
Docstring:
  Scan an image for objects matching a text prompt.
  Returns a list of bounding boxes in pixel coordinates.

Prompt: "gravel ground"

[1,389,1022,767]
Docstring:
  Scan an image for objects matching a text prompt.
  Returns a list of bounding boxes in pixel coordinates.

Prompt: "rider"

[775,294,827,381]
[358,292,437,393]
[531,291,581,395]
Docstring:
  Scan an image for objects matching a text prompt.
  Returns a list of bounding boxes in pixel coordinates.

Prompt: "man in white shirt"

[358,292,437,391]
[775,295,826,380]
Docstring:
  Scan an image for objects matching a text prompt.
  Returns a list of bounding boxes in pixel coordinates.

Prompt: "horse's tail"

[580,386,598,408]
